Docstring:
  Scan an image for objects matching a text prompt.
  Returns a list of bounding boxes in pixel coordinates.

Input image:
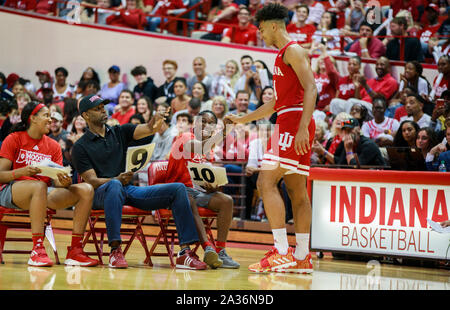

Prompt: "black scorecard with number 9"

[130,149,148,172]
[125,143,155,173]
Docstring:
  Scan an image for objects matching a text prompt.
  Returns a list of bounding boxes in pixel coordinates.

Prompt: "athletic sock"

[32,233,45,248]
[272,228,289,255]
[201,241,212,250]
[215,241,226,253]
[294,233,310,260]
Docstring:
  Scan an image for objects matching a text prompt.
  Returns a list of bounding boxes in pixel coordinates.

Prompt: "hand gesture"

[224,114,243,124]
[343,133,354,152]
[352,73,361,87]
[311,140,324,154]
[431,103,446,121]
[357,74,367,86]
[149,107,170,130]
[115,171,134,185]
[430,143,447,156]
[359,37,368,49]
[252,71,261,86]
[399,73,408,85]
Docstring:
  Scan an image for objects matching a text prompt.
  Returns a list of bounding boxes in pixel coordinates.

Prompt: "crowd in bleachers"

[1,0,450,221]
[2,0,450,62]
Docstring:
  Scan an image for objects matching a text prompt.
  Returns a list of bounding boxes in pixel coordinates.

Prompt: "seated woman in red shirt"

[312,43,339,111]
[4,0,36,11]
[0,102,98,267]
[106,0,147,29]
[145,0,187,32]
[34,0,57,15]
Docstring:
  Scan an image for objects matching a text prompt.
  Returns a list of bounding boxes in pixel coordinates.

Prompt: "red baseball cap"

[35,70,51,78]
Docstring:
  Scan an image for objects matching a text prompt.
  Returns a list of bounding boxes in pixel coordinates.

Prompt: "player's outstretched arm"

[224,98,275,125]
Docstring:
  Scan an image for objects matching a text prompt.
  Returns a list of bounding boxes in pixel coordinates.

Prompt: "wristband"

[361,48,368,53]
[346,151,354,156]
[324,150,329,156]
[11,170,15,179]
[367,87,374,94]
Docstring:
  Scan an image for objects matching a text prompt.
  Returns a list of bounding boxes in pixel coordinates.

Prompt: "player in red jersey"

[225,3,317,274]
[0,102,98,267]
[166,110,240,269]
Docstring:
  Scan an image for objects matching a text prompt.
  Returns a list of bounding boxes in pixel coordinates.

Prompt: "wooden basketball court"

[0,228,448,290]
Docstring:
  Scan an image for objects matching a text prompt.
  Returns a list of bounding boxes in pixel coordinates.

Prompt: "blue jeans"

[93,179,199,246]
[146,16,168,32]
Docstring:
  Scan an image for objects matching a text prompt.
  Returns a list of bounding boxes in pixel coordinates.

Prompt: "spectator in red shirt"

[313,44,339,111]
[286,4,316,49]
[248,0,263,25]
[420,4,443,58]
[111,90,136,124]
[199,0,239,41]
[221,7,258,46]
[330,55,362,115]
[106,0,147,29]
[331,56,399,115]
[431,54,450,100]
[35,70,52,102]
[4,0,36,11]
[391,0,422,22]
[328,0,350,29]
[348,22,386,59]
[142,0,155,13]
[34,0,57,15]
[146,0,186,32]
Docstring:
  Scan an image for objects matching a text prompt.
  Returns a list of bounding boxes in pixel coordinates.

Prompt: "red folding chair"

[81,205,153,266]
[146,161,217,268]
[0,206,60,264]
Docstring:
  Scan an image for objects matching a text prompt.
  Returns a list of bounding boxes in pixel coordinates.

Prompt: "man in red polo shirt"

[331,56,398,115]
[348,22,386,59]
[221,7,258,46]
[286,4,316,49]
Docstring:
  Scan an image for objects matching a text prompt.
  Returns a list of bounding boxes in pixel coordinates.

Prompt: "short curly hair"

[255,3,289,24]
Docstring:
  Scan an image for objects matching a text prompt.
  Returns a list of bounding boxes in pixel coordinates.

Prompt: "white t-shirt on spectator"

[361,117,400,140]
[400,114,432,128]
[398,77,430,97]
[307,2,325,25]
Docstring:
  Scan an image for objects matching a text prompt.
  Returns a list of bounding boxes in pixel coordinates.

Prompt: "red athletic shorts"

[262,107,315,176]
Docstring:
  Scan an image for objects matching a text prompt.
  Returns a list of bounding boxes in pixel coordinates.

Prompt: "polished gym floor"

[0,230,448,290]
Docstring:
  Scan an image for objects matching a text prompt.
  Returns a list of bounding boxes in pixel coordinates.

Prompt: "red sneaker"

[176,249,207,270]
[248,247,296,273]
[28,246,54,267]
[109,248,128,269]
[282,253,314,274]
[65,246,99,267]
